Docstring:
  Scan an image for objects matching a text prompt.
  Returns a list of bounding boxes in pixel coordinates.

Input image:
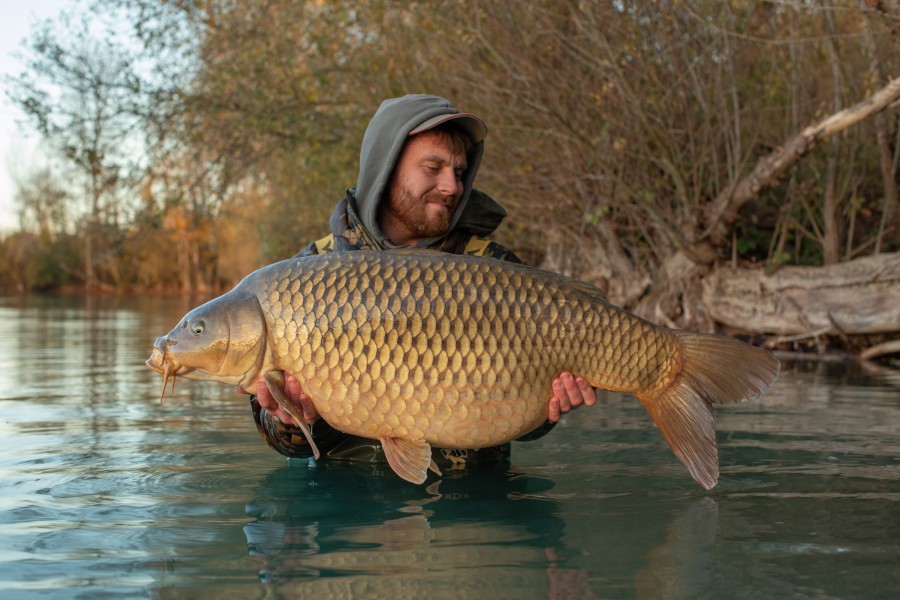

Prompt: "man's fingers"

[284,375,303,406]
[285,375,319,424]
[576,376,596,407]
[553,377,571,409]
[548,396,562,423]
[549,373,596,422]
[255,377,276,409]
[254,376,298,426]
[299,392,318,424]
[560,372,580,407]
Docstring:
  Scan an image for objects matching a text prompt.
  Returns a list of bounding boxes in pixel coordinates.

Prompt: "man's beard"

[387,183,457,240]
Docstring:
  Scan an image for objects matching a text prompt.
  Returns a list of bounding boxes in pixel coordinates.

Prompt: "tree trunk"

[821,2,844,265]
[861,8,900,253]
[84,219,95,290]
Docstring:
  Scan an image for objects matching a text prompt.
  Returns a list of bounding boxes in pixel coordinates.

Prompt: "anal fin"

[380,437,438,484]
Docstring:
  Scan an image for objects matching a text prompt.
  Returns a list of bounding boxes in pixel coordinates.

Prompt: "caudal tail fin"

[637,332,780,490]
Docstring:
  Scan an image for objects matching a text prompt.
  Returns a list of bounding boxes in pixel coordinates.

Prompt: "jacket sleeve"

[250,395,349,458]
[515,419,557,441]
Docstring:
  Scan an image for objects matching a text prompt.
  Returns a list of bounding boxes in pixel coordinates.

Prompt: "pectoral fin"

[380,437,442,484]
[263,373,320,460]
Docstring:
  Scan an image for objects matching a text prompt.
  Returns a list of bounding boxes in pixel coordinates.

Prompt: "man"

[246,94,595,470]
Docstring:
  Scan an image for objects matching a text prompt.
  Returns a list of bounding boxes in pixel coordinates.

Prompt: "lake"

[1,294,898,599]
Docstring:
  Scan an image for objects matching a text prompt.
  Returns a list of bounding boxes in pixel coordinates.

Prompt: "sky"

[0,0,76,233]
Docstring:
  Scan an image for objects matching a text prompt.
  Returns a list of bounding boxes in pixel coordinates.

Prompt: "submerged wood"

[701,253,900,337]
[861,340,900,361]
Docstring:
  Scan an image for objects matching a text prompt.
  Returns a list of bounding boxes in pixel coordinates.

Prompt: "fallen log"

[701,253,900,337]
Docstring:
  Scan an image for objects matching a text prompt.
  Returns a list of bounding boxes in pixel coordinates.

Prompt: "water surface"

[1,294,898,598]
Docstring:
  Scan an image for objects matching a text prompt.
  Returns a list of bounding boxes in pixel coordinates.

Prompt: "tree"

[6,11,149,288]
[0,166,81,291]
[3,0,897,348]
[388,1,899,312]
[14,166,70,241]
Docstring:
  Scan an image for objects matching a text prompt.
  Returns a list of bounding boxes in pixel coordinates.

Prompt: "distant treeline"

[2,1,898,308]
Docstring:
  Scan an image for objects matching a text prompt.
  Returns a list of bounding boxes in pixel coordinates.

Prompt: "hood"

[348,94,486,248]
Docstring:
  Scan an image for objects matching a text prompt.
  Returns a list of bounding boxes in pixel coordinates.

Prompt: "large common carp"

[146,250,780,489]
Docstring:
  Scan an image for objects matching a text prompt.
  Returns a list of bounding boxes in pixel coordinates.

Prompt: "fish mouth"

[146,339,190,402]
[145,346,168,374]
[146,342,190,375]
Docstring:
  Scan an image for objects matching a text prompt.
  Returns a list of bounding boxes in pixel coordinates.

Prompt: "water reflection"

[635,497,719,600]
[717,358,900,495]
[240,459,737,599]
[243,461,593,597]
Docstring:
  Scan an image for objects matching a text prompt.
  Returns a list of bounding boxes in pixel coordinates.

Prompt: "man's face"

[380,130,468,246]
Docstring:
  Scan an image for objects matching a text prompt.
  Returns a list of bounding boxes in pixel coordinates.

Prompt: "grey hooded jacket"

[326,94,510,252]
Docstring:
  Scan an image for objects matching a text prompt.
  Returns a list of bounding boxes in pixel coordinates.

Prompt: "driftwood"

[861,340,900,361]
[701,253,900,337]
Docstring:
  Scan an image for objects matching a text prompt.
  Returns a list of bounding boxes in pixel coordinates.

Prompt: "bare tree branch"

[702,75,900,247]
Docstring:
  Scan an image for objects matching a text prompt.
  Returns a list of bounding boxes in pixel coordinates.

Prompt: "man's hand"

[548,371,596,422]
[237,374,318,427]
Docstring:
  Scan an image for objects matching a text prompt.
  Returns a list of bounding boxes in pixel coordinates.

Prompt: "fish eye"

[191,321,205,335]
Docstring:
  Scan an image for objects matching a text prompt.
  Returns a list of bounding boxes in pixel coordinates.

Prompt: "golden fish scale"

[254,252,678,449]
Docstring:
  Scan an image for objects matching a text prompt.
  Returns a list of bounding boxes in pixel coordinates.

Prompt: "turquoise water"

[1,294,898,599]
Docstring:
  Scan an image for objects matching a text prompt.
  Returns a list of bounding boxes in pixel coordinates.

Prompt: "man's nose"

[436,169,461,197]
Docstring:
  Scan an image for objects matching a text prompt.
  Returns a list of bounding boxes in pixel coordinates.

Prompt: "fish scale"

[147,249,780,489]
[258,252,649,446]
